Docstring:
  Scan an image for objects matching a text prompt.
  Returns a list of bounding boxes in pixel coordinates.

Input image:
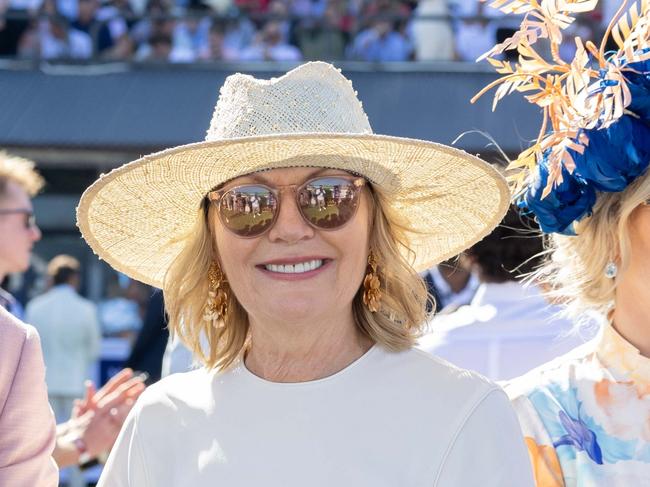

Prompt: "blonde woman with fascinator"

[78,62,534,487]
[476,0,650,484]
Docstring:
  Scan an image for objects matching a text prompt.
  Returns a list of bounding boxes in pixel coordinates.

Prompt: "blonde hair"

[535,171,650,321]
[0,151,44,198]
[164,183,430,371]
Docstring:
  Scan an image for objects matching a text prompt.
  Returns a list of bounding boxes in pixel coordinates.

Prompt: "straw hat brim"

[77,132,509,288]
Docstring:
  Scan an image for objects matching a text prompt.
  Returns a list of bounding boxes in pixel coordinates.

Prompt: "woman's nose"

[267,189,314,244]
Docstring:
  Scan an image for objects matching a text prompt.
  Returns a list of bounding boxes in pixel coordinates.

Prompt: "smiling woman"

[164,166,432,373]
[77,62,534,487]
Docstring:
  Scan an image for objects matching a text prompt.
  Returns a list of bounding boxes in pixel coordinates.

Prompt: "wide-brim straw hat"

[77,62,509,288]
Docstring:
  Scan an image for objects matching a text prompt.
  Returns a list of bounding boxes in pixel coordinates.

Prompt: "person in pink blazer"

[0,306,58,487]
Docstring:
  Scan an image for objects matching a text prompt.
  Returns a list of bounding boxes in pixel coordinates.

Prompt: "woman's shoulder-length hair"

[534,171,650,323]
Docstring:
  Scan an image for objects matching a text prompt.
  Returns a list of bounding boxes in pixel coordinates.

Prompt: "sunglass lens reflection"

[220,186,277,237]
[299,177,360,229]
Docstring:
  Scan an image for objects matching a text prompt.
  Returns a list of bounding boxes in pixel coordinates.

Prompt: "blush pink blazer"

[0,307,58,487]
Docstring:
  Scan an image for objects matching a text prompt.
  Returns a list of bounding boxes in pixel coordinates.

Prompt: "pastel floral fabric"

[506,325,650,487]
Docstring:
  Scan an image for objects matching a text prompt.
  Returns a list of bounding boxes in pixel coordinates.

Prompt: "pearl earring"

[604,262,618,279]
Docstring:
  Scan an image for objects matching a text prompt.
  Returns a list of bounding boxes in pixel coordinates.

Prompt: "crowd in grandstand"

[0,0,616,63]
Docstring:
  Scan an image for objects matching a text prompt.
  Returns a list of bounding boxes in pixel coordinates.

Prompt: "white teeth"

[265,259,323,274]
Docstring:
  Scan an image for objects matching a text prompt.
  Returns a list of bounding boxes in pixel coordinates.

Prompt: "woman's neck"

[244,312,374,383]
[613,271,650,358]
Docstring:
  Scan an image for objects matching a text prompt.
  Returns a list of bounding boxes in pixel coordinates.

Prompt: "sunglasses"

[0,208,36,229]
[208,175,367,238]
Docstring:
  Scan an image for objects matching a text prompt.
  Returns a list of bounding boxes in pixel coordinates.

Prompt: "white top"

[161,332,204,377]
[98,346,534,487]
[25,285,101,396]
[419,282,597,381]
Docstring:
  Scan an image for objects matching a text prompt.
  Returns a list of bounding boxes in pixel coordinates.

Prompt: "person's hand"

[67,368,146,458]
[72,368,146,419]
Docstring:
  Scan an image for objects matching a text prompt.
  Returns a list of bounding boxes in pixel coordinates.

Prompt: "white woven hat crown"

[77,62,510,288]
[207,63,372,140]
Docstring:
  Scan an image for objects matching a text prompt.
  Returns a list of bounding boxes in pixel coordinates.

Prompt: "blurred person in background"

[101,33,135,59]
[125,289,169,383]
[0,0,40,56]
[0,151,42,317]
[135,22,182,61]
[98,273,143,339]
[129,0,163,44]
[15,20,40,57]
[265,0,291,42]
[449,0,494,61]
[221,14,256,56]
[55,0,77,20]
[0,151,146,483]
[357,0,409,22]
[96,0,134,49]
[0,307,58,487]
[26,255,101,487]
[420,206,594,380]
[71,0,124,55]
[171,0,211,61]
[26,254,101,424]
[233,0,268,14]
[422,256,479,313]
[39,13,93,59]
[0,152,57,487]
[140,32,173,61]
[290,0,326,19]
[33,0,92,59]
[294,1,346,61]
[409,0,453,61]
[347,16,413,62]
[201,0,233,15]
[482,0,520,62]
[239,20,301,61]
[130,0,173,51]
[198,21,239,61]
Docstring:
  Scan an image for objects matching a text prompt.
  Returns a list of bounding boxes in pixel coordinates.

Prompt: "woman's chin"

[257,298,332,323]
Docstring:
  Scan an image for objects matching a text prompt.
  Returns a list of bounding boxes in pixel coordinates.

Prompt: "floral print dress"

[506,324,650,487]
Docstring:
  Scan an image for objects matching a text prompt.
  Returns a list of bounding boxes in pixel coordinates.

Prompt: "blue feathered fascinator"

[473,0,650,234]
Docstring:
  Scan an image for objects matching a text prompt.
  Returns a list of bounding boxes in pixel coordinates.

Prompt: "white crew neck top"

[98,346,534,487]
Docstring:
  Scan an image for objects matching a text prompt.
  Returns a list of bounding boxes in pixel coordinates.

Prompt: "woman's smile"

[256,256,333,281]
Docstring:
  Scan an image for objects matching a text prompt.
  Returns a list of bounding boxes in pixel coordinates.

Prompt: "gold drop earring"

[363,250,381,312]
[203,261,229,325]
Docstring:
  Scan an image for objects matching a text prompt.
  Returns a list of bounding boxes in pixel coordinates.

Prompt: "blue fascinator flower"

[624,55,650,119]
[476,0,650,235]
[519,155,597,235]
[570,115,650,192]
